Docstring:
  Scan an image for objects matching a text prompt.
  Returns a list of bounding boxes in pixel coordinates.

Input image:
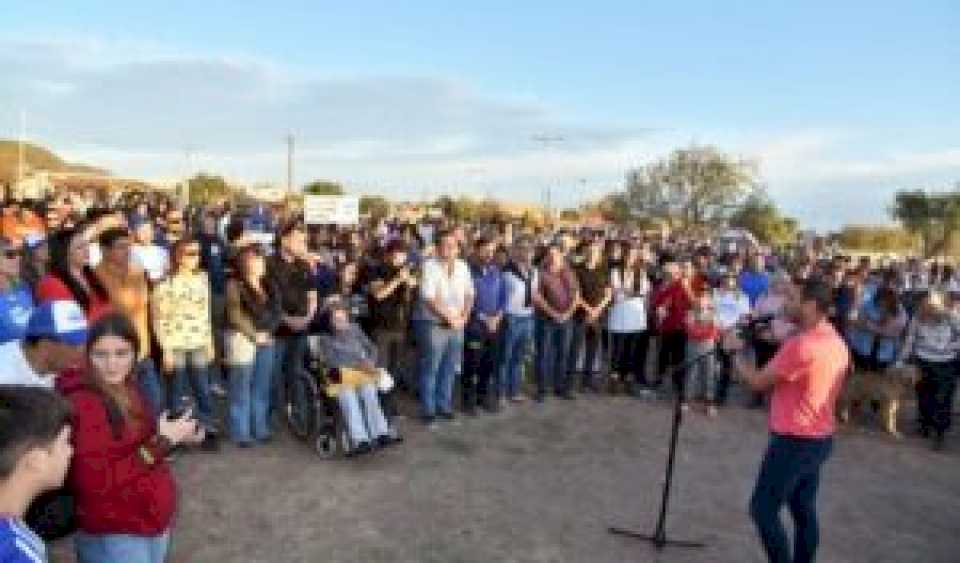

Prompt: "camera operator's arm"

[734,353,780,391]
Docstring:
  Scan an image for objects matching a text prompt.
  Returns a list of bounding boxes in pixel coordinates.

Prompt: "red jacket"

[65,380,176,536]
[36,273,112,322]
[651,281,693,333]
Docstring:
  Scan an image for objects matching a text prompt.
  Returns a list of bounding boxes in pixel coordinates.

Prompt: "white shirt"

[503,265,537,317]
[415,257,474,323]
[0,340,53,388]
[608,267,649,333]
[131,244,170,282]
[713,289,751,329]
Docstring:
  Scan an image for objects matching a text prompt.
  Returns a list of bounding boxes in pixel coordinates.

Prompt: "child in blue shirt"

[0,387,74,563]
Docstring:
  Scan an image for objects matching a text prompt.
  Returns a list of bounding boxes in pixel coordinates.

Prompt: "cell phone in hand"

[168,396,195,421]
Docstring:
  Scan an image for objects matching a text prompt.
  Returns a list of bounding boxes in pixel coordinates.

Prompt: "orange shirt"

[766,320,850,438]
[95,263,151,359]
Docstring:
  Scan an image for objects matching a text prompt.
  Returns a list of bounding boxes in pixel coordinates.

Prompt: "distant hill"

[0,140,108,183]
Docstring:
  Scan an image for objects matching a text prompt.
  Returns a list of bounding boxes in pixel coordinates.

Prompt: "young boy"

[0,386,73,563]
[684,291,721,416]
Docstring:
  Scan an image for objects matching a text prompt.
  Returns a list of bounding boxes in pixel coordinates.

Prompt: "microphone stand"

[609,323,747,551]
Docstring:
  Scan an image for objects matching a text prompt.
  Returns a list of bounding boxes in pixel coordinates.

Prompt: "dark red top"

[65,381,176,536]
[35,273,112,322]
[651,281,693,333]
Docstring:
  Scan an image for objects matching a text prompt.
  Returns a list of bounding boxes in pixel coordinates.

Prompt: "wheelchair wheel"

[286,369,319,440]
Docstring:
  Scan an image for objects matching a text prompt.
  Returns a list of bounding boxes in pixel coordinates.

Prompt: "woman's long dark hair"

[233,245,275,309]
[47,226,107,311]
[84,313,142,439]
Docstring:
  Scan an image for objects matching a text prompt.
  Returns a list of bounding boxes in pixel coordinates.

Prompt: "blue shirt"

[0,517,46,563]
[0,285,35,343]
[468,263,505,335]
[738,271,770,307]
[846,300,905,364]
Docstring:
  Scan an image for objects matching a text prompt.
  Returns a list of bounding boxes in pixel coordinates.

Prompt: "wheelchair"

[284,335,402,458]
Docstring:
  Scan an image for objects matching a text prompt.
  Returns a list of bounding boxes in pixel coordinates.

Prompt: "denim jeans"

[75,530,170,563]
[273,332,309,416]
[229,344,275,443]
[338,382,390,446]
[414,320,463,417]
[568,319,605,387]
[135,358,165,418]
[750,433,833,563]
[609,330,650,384]
[534,317,572,397]
[684,341,717,403]
[167,349,214,429]
[500,315,534,399]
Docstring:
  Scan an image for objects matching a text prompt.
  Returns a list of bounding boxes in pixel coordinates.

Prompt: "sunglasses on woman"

[2,248,22,259]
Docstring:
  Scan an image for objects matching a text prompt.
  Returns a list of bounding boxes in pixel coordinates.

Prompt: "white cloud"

[1,34,957,229]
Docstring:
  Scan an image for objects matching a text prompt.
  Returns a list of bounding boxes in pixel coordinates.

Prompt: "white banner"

[303,195,360,225]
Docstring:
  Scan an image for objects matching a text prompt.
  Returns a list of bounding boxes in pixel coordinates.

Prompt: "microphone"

[744,314,775,327]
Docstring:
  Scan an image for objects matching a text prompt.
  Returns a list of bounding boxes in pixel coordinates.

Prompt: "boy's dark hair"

[99,227,131,248]
[0,386,72,480]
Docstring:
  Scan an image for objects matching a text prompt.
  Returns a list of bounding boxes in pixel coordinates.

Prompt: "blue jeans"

[135,359,165,418]
[414,320,463,417]
[534,317,572,397]
[229,344,275,443]
[272,333,309,415]
[168,349,214,429]
[750,433,833,563]
[500,315,534,398]
[75,530,169,563]
[339,383,390,446]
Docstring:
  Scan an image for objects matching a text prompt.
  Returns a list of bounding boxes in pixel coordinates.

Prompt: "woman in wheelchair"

[317,303,401,455]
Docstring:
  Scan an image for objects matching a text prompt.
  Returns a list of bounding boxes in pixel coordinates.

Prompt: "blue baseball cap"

[25,301,89,346]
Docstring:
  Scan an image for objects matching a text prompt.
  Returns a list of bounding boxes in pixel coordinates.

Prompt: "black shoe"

[439,411,456,421]
[534,393,546,404]
[557,392,576,401]
[920,424,931,438]
[353,441,372,456]
[933,432,946,451]
[235,441,254,449]
[376,435,402,448]
[421,415,437,426]
[200,433,220,452]
[463,405,478,417]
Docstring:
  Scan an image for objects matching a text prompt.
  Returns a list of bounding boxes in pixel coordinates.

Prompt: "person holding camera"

[66,313,204,563]
[368,240,417,390]
[734,280,850,563]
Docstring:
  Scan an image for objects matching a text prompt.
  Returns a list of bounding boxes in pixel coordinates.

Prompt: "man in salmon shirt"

[734,279,850,563]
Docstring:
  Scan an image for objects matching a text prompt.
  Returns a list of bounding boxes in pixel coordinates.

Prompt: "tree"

[728,193,798,246]
[360,195,391,221]
[559,208,581,222]
[187,173,231,206]
[594,192,632,224]
[626,144,757,229]
[890,185,960,256]
[302,180,344,196]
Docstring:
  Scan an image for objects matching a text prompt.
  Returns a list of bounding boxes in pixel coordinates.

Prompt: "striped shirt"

[0,517,46,563]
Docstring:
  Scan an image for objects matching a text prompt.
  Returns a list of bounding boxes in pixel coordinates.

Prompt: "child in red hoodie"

[684,292,721,416]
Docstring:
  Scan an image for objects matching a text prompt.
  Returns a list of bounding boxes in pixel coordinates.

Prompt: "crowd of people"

[0,190,958,562]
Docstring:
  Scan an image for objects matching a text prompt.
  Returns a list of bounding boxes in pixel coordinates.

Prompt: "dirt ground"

[98,384,953,563]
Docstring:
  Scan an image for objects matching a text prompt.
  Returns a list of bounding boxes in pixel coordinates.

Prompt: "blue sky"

[1,1,957,229]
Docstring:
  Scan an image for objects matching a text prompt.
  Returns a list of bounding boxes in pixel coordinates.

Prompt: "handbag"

[226,330,257,365]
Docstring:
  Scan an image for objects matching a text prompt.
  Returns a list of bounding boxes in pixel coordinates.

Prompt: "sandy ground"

[97,384,954,563]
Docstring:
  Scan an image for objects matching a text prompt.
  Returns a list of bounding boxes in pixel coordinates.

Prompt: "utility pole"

[286,134,295,194]
[17,110,26,200]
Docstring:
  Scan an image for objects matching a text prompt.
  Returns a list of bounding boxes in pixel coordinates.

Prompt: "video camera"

[736,314,775,344]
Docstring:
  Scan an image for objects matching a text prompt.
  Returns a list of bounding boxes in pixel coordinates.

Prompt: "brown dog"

[838,365,919,438]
